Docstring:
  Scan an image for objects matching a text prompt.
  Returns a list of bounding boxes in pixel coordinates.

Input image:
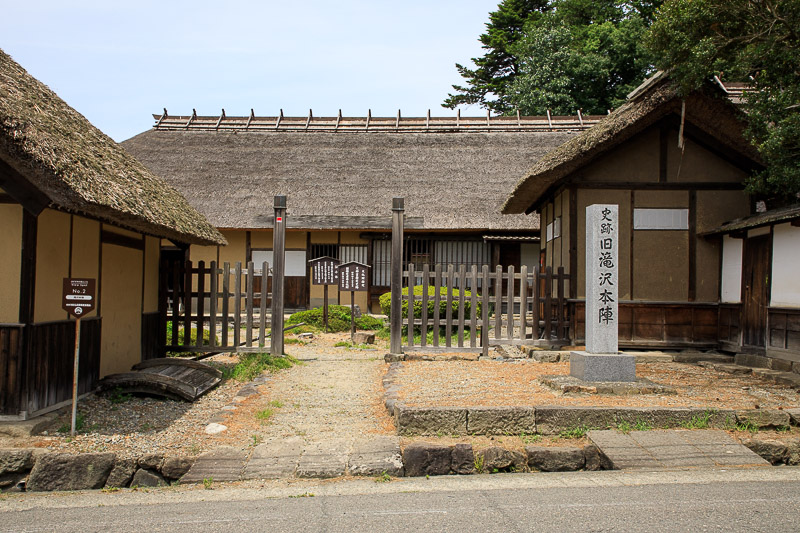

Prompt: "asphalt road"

[3,468,800,532]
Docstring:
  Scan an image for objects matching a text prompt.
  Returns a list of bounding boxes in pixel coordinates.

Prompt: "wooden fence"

[160,260,274,354]
[401,264,571,355]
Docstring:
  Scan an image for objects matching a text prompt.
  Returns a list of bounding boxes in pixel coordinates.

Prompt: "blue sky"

[1,1,498,141]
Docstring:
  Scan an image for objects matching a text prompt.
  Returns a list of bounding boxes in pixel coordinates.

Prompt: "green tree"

[444,0,660,115]
[647,0,800,200]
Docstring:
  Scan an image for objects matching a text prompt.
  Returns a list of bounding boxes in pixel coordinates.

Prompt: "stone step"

[588,429,770,471]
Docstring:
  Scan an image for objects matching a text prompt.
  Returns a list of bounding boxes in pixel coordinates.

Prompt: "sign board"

[309,256,341,285]
[338,262,370,292]
[62,278,96,318]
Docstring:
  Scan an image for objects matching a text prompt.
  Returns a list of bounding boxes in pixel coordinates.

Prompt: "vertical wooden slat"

[196,261,205,348]
[408,263,416,347]
[544,266,553,341]
[557,266,566,341]
[221,262,230,348]
[532,266,540,340]
[183,260,192,346]
[457,264,466,348]
[520,265,528,341]
[171,260,180,346]
[158,258,168,356]
[469,265,477,348]
[246,261,254,347]
[433,264,442,346]
[506,265,515,340]
[260,261,268,349]
[481,265,490,357]
[234,262,242,348]
[421,264,429,347]
[494,266,502,343]
[445,264,454,348]
[209,261,218,348]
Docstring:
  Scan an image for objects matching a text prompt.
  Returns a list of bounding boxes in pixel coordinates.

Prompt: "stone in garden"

[131,468,168,487]
[348,436,404,477]
[571,204,636,382]
[402,443,452,477]
[353,332,375,345]
[394,406,467,436]
[27,452,115,492]
[161,456,195,480]
[480,447,527,473]
[205,422,228,435]
[450,443,475,475]
[137,453,164,472]
[785,438,800,466]
[0,449,35,488]
[582,444,603,471]
[296,440,349,479]
[735,409,791,429]
[105,458,136,488]
[526,446,585,472]
[741,439,787,465]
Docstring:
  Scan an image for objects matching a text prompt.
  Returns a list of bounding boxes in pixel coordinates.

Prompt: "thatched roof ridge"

[0,49,225,245]
[123,126,578,232]
[502,72,761,214]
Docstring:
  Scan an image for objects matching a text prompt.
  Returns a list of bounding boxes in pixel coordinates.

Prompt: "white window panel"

[546,222,553,242]
[252,250,307,276]
[633,208,689,230]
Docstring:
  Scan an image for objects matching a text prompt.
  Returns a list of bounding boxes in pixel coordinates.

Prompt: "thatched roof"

[502,72,762,214]
[0,49,225,246]
[701,204,800,236]
[123,119,584,231]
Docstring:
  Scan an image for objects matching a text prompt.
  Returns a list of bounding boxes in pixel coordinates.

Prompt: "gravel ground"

[396,359,800,410]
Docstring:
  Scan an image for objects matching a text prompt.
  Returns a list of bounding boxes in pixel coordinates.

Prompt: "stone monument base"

[570,351,636,382]
[539,375,676,395]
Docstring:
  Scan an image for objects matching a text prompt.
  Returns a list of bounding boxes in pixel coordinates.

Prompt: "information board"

[62,278,96,318]
[338,262,369,292]
[309,256,341,285]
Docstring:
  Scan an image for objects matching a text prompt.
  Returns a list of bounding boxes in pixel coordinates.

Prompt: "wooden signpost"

[309,256,340,332]
[338,262,370,341]
[62,278,96,436]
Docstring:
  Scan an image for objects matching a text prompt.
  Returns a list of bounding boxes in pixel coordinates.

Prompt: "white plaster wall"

[521,243,539,270]
[770,223,800,308]
[252,250,307,276]
[721,235,743,303]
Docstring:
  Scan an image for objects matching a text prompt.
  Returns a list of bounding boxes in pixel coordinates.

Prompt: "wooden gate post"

[271,195,287,356]
[389,197,404,355]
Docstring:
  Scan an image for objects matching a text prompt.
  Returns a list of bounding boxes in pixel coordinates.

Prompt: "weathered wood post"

[271,194,287,356]
[389,197,404,356]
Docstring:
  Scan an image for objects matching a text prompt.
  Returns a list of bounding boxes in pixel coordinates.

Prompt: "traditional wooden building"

[0,50,225,418]
[704,205,800,369]
[503,72,762,349]
[123,111,604,312]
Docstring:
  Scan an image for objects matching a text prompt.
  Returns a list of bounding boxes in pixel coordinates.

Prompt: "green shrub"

[287,306,383,332]
[378,286,482,320]
[222,353,296,382]
[165,322,212,346]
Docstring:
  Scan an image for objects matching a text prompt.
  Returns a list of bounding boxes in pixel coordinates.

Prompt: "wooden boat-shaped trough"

[97,358,222,402]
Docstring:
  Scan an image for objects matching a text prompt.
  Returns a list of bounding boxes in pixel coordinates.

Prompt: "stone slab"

[0,413,58,438]
[570,351,636,382]
[181,447,248,483]
[539,375,675,395]
[296,439,349,478]
[672,353,732,364]
[585,204,619,354]
[467,407,535,435]
[348,436,403,477]
[588,429,770,471]
[622,352,675,363]
[242,437,303,480]
[394,406,467,436]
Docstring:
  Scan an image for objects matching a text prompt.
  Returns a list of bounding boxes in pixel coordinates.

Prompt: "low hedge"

[378,286,482,319]
[287,306,383,332]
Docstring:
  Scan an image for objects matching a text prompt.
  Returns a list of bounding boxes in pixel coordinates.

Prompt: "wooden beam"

[101,229,144,250]
[0,158,51,215]
[19,210,37,324]
[688,190,697,302]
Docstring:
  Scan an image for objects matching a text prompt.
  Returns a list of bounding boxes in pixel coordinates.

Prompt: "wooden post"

[389,197,404,355]
[350,290,356,342]
[481,265,489,357]
[520,265,528,341]
[408,263,416,347]
[260,261,268,347]
[323,284,329,333]
[70,317,80,437]
[433,264,441,346]
[209,261,218,349]
[271,194,287,356]
[246,261,254,348]
[421,264,429,347]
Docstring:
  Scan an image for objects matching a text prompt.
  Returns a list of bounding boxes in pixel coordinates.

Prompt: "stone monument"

[570,204,636,382]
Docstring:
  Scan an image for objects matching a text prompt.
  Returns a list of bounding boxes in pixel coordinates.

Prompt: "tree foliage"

[647,0,800,200]
[444,0,661,115]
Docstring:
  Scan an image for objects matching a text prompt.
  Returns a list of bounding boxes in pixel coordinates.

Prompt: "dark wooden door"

[255,276,307,310]
[742,235,770,348]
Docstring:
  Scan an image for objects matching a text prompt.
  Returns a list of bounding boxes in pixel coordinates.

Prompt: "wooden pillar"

[271,195,286,356]
[390,197,404,355]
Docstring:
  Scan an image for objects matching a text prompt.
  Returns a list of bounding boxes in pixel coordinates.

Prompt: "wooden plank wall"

[0,325,24,415]
[718,303,742,350]
[25,317,101,415]
[768,308,800,358]
[141,312,160,360]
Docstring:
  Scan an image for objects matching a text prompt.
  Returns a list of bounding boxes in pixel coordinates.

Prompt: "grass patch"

[616,419,653,433]
[374,471,392,483]
[256,409,273,422]
[680,410,716,430]
[520,432,542,444]
[284,338,307,346]
[108,387,132,404]
[474,454,485,474]
[221,353,297,382]
[559,425,590,439]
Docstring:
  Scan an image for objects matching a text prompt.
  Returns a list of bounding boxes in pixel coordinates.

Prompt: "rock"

[384,353,405,363]
[734,353,770,369]
[205,423,228,435]
[742,439,787,465]
[402,443,452,477]
[451,444,475,475]
[27,453,115,492]
[773,373,800,389]
[735,409,791,429]
[712,364,752,375]
[353,332,375,345]
[105,458,136,488]
[131,468,168,487]
[348,437,404,477]
[786,408,800,426]
[467,407,535,435]
[785,439,800,466]
[583,444,603,471]
[137,453,164,472]
[395,406,467,436]
[298,333,314,340]
[161,456,195,480]
[480,447,527,473]
[0,449,34,476]
[526,446,585,472]
[535,407,617,435]
[530,351,562,363]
